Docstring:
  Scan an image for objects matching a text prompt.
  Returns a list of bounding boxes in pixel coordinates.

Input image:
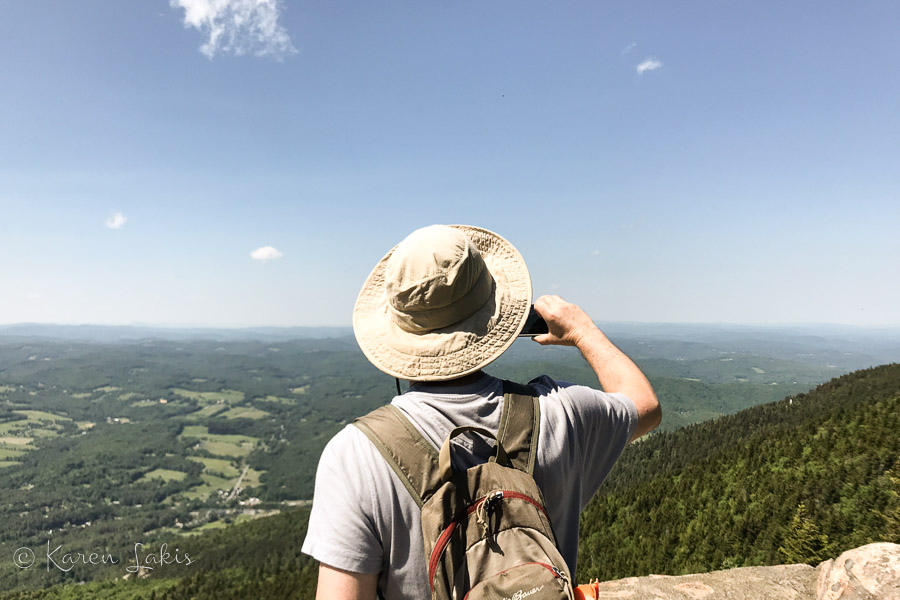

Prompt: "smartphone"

[518,306,549,337]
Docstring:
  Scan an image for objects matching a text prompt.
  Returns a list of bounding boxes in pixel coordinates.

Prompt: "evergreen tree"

[876,466,900,543]
[778,503,829,565]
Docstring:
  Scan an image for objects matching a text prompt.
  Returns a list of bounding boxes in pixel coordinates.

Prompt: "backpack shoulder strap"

[354,380,541,504]
[353,404,442,508]
[497,380,541,476]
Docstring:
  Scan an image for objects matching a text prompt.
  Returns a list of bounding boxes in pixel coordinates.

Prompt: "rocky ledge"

[585,542,899,599]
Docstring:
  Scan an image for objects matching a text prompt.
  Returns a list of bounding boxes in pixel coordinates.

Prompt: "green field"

[0,410,70,438]
[0,448,27,460]
[131,399,159,407]
[179,425,260,458]
[185,404,229,420]
[172,388,244,404]
[182,519,229,534]
[222,406,270,420]
[138,468,188,483]
[14,410,71,422]
[201,473,231,489]
[182,458,265,500]
[202,441,252,457]
[0,436,33,446]
[182,489,211,501]
[25,428,60,437]
[243,468,264,487]
[188,456,240,478]
[256,395,297,405]
[183,473,232,500]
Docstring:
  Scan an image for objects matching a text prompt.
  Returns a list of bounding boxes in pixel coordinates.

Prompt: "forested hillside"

[0,507,319,600]
[578,363,900,581]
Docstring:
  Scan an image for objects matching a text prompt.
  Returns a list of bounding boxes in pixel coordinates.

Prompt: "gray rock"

[588,564,816,599]
[578,543,900,600]
[815,543,900,600]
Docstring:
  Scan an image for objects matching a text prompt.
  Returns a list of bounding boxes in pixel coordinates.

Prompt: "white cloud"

[250,246,284,262]
[622,42,637,55]
[105,212,127,229]
[591,249,601,257]
[26,292,44,301]
[171,0,297,60]
[636,58,663,74]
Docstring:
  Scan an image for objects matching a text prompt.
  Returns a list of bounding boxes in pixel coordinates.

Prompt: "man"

[302,224,659,599]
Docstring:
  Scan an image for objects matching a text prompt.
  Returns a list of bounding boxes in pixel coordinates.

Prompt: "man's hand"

[532,295,600,347]
[531,294,661,442]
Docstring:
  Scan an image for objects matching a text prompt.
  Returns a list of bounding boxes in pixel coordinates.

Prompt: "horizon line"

[2,321,899,332]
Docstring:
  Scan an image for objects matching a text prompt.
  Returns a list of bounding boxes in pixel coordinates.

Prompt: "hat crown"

[385,225,493,333]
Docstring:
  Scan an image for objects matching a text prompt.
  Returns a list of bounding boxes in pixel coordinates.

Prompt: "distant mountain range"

[3,322,898,376]
[0,323,353,342]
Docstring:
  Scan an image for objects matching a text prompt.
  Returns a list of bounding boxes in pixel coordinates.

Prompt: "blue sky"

[1,1,897,327]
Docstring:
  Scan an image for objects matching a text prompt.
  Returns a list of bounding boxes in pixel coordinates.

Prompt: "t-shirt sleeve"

[530,375,639,509]
[301,426,384,574]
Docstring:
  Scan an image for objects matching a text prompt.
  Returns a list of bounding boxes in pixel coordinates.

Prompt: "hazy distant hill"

[3,322,898,370]
[0,324,352,343]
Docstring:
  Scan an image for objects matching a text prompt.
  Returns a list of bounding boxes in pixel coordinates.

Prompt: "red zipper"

[498,491,546,513]
[428,491,549,590]
[462,562,562,599]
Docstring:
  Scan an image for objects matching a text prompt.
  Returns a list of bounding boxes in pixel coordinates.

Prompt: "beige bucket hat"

[352,225,532,381]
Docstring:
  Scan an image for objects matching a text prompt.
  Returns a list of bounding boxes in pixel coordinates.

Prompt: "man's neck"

[416,370,486,388]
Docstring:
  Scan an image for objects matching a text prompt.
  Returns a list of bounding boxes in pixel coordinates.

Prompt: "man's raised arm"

[533,294,660,442]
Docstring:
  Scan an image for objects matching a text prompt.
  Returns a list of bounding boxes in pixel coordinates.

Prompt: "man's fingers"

[532,333,551,345]
[532,293,597,347]
[534,294,564,318]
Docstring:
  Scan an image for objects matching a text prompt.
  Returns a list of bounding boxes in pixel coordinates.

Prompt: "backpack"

[354,380,575,600]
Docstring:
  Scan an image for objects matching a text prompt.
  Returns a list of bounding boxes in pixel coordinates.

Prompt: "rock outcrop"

[816,543,899,600]
[581,543,899,600]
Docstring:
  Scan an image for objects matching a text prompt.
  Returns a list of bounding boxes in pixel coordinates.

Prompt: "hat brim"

[352,225,532,381]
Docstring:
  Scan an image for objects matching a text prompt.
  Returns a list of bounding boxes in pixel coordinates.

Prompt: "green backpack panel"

[354,380,574,600]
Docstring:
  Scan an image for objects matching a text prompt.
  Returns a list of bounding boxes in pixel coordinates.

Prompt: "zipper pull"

[475,491,505,539]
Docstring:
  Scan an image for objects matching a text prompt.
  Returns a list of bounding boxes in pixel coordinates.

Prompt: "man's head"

[353,225,532,381]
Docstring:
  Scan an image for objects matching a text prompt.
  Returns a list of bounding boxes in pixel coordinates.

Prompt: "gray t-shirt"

[301,373,638,599]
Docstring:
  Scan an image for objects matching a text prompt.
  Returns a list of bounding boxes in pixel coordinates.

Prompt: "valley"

[0,325,897,595]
